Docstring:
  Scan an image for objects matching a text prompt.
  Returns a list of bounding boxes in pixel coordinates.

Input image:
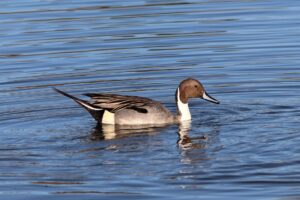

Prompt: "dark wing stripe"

[129,106,148,113]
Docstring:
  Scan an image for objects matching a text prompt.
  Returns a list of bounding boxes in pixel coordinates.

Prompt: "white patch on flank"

[177,88,191,121]
[202,92,218,103]
[102,110,115,124]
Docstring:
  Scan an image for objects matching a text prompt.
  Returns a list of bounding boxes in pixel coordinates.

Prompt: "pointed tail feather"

[53,87,92,108]
[53,87,104,122]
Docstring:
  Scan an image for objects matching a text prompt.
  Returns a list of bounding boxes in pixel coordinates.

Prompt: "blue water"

[1,0,300,199]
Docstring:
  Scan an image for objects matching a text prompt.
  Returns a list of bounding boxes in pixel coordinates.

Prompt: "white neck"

[177,88,191,121]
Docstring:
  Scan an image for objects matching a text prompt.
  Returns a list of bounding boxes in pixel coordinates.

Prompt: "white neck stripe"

[177,88,191,121]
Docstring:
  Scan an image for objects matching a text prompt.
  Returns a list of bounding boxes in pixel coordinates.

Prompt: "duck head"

[177,78,219,104]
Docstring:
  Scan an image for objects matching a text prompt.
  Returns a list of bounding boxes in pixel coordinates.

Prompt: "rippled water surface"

[1,0,300,199]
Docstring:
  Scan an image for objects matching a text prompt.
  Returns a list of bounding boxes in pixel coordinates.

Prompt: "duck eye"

[194,85,198,88]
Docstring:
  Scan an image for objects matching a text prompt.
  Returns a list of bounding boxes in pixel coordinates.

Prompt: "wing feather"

[84,93,155,113]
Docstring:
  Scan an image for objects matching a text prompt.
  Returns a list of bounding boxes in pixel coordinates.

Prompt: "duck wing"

[84,93,156,113]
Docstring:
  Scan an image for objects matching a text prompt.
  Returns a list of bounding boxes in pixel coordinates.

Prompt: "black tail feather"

[53,87,83,103]
[53,87,104,122]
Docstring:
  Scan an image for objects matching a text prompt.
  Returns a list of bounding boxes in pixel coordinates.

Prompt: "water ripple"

[1,0,300,199]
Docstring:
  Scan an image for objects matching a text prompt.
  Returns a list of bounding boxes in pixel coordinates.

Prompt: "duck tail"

[53,87,104,122]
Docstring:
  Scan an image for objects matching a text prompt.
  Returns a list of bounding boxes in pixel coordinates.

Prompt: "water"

[1,0,300,199]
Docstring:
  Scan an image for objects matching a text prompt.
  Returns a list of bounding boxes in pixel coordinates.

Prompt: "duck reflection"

[177,121,207,150]
[177,121,192,149]
[178,119,221,165]
[89,120,209,151]
[88,119,220,169]
[89,123,169,141]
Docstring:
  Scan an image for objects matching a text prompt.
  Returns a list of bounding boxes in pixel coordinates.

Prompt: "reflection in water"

[178,120,221,165]
[89,120,211,151]
[177,121,207,150]
[177,121,193,149]
[89,123,170,140]
[90,121,202,145]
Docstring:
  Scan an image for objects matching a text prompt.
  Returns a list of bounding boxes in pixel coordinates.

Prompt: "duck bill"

[202,91,220,104]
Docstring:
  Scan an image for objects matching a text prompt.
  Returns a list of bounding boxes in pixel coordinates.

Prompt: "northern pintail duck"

[54,78,219,125]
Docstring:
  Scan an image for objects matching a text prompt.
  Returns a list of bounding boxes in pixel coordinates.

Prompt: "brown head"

[177,78,219,104]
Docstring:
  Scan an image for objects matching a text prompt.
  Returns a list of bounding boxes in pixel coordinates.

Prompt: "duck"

[54,78,219,125]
